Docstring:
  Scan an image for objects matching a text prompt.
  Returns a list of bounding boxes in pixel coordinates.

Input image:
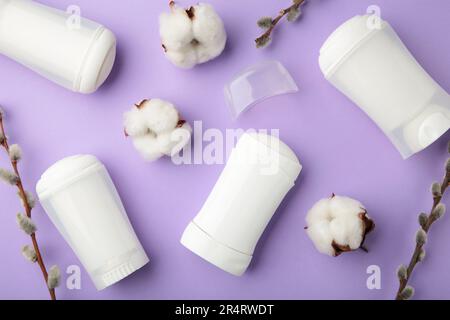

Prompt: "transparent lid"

[224,60,299,119]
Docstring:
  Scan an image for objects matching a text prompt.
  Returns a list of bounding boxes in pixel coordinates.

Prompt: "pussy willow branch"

[395,168,450,300]
[0,116,56,300]
[255,0,306,47]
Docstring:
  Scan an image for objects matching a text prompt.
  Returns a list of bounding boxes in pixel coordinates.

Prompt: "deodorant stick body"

[319,15,450,158]
[0,0,116,93]
[36,155,149,290]
[181,132,302,276]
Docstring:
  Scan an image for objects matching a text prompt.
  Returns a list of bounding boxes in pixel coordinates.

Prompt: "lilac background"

[1,0,450,300]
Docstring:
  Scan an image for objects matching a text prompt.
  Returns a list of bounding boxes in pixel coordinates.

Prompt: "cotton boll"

[192,4,225,44]
[170,122,192,156]
[124,98,191,162]
[156,132,174,156]
[159,2,226,68]
[132,134,164,161]
[195,42,223,65]
[124,106,148,137]
[306,198,331,222]
[160,7,198,69]
[160,6,193,50]
[305,221,335,256]
[157,122,192,156]
[191,3,227,64]
[329,215,363,250]
[305,195,375,257]
[141,99,179,134]
[165,45,198,69]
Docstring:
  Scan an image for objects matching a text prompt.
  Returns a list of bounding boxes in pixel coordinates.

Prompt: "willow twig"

[395,147,450,300]
[0,108,56,300]
[255,0,307,48]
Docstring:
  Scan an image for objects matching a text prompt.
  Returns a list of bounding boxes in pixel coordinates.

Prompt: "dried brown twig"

[0,106,60,300]
[395,143,450,300]
[255,0,307,48]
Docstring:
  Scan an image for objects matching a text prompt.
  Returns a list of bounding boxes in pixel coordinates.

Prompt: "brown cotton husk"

[170,1,195,20]
[359,210,375,241]
[176,119,186,128]
[331,241,351,256]
[135,99,149,109]
[186,6,195,19]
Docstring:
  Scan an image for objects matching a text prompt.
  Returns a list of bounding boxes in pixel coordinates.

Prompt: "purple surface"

[1,0,450,300]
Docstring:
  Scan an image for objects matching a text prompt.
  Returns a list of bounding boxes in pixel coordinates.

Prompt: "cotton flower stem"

[395,170,450,300]
[255,0,306,48]
[0,115,56,300]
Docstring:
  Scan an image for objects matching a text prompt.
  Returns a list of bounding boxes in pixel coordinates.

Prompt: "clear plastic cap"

[224,60,299,119]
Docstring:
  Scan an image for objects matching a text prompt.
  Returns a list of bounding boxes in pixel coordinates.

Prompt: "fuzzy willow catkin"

[0,106,57,300]
[0,168,19,185]
[255,0,307,48]
[21,245,37,263]
[395,144,450,300]
[8,144,22,162]
[16,213,37,235]
[47,265,61,289]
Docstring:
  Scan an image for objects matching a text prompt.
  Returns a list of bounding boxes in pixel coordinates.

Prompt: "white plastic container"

[319,15,450,158]
[181,132,302,276]
[0,0,116,93]
[36,155,149,290]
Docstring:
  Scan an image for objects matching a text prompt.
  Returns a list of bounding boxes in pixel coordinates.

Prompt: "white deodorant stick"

[0,0,116,93]
[319,15,450,158]
[36,155,149,290]
[181,132,302,276]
